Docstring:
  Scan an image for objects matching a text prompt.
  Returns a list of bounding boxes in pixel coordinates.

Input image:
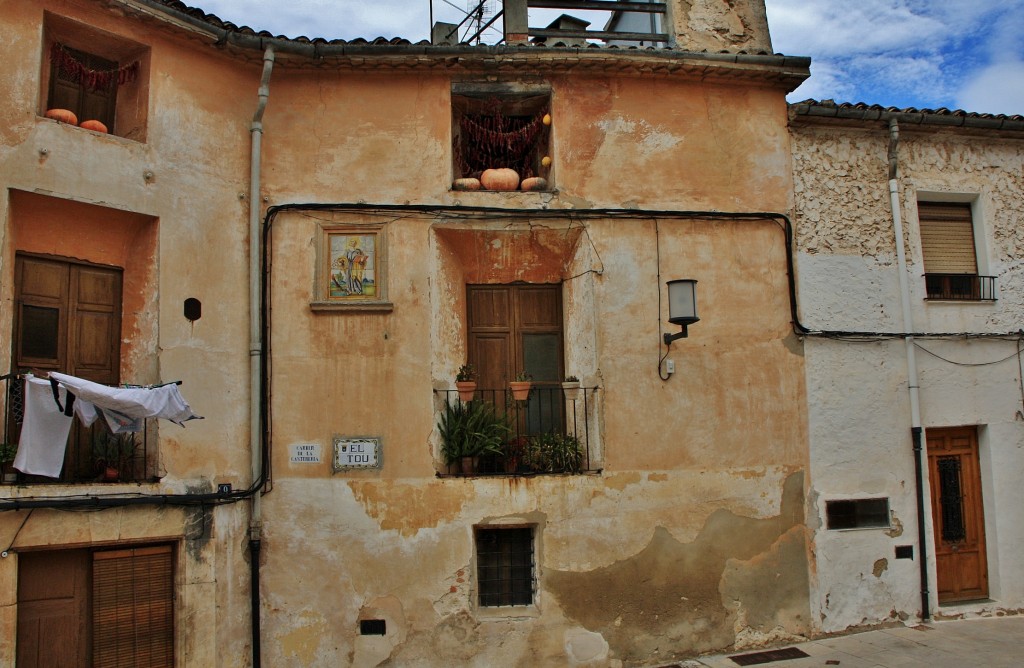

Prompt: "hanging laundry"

[15,375,96,478]
[48,372,203,427]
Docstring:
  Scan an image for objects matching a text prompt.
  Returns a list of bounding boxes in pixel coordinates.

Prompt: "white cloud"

[956,61,1024,115]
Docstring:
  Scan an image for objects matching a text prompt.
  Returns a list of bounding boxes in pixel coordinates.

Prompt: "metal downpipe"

[888,118,930,621]
[249,46,275,668]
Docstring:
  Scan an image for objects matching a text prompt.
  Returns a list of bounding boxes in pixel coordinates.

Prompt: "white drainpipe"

[888,118,930,621]
[250,47,274,533]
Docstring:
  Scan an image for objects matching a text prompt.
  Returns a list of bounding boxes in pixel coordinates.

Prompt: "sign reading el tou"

[333,437,381,470]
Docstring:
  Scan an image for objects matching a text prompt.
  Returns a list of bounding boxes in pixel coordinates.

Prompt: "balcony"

[1,372,155,485]
[924,274,996,301]
[435,385,600,477]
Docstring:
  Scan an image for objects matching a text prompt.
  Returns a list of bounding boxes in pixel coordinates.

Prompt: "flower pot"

[509,381,532,401]
[562,381,581,402]
[460,455,478,475]
[102,466,119,482]
[455,381,477,402]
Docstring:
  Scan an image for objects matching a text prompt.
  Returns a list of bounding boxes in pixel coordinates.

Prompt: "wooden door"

[17,549,92,667]
[12,254,122,479]
[927,426,989,603]
[467,284,563,434]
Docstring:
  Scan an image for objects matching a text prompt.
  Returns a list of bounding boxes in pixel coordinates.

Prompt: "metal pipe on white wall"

[887,118,930,621]
[249,46,275,668]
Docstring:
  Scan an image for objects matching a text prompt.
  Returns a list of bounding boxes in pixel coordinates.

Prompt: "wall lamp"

[664,279,699,345]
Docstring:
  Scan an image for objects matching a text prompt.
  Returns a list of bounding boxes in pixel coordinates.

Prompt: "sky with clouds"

[191,0,1024,115]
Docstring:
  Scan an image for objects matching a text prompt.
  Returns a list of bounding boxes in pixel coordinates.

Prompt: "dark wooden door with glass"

[927,426,989,603]
[467,284,563,435]
[12,253,123,480]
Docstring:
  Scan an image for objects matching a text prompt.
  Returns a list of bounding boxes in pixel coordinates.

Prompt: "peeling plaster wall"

[0,0,261,664]
[792,121,1024,632]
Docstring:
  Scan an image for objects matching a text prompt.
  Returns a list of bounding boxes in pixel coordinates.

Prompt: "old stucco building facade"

[790,102,1024,631]
[0,0,1020,666]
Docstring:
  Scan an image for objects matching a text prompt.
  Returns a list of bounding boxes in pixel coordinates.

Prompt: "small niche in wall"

[360,619,386,636]
[825,498,890,530]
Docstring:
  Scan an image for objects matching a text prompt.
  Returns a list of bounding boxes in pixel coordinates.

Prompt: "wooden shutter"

[17,550,92,667]
[92,545,174,668]
[918,202,977,274]
[48,46,118,131]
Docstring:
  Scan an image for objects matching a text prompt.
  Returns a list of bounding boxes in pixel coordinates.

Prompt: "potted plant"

[0,442,18,483]
[438,399,510,474]
[526,432,583,474]
[455,363,477,402]
[561,375,581,401]
[509,371,532,401]
[502,434,530,474]
[92,428,140,482]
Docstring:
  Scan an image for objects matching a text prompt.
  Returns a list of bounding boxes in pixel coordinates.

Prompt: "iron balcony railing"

[1,371,154,485]
[435,385,600,477]
[924,274,996,301]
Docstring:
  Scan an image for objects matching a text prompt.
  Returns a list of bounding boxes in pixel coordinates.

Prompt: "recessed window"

[918,201,994,301]
[826,498,890,530]
[41,13,150,140]
[452,89,552,190]
[475,526,535,607]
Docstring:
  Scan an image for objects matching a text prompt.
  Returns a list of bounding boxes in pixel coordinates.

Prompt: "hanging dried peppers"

[51,43,139,92]
[456,97,549,179]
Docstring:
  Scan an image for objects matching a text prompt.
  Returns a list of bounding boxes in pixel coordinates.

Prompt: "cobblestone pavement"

[691,616,1024,668]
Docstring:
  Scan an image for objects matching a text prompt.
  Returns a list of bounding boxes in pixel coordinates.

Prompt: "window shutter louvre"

[93,545,174,668]
[918,202,977,274]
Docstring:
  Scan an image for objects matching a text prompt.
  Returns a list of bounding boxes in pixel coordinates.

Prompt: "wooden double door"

[927,426,988,603]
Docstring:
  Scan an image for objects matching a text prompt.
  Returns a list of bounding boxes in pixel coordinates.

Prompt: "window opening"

[476,526,535,607]
[918,201,994,300]
[452,93,552,189]
[937,457,967,543]
[825,498,890,530]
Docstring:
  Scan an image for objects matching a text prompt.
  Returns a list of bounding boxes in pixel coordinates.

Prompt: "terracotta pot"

[509,381,532,401]
[521,177,548,191]
[455,381,477,402]
[460,455,478,475]
[102,466,119,482]
[79,119,109,133]
[481,168,520,191]
[45,108,78,124]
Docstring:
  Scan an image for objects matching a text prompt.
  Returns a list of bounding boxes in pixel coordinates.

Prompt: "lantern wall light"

[663,279,699,345]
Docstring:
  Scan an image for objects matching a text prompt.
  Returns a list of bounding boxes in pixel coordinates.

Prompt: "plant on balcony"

[561,375,581,402]
[92,428,140,482]
[509,371,532,401]
[438,399,510,474]
[526,432,583,474]
[0,442,18,482]
[455,363,477,402]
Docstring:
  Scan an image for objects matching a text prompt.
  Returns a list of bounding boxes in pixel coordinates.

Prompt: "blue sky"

[192,0,1024,115]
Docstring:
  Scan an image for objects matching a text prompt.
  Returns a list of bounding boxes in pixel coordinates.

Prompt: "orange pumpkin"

[480,168,520,191]
[79,119,108,134]
[452,177,481,191]
[45,108,78,125]
[521,177,548,191]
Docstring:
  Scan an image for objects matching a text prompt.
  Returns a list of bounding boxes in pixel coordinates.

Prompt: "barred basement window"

[826,498,890,530]
[475,526,535,607]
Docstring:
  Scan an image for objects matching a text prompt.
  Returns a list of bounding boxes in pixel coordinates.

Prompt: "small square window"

[475,526,535,607]
[452,90,552,190]
[41,13,150,141]
[826,498,890,530]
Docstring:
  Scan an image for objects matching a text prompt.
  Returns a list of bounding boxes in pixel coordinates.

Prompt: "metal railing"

[1,372,153,485]
[924,274,996,301]
[435,385,600,477]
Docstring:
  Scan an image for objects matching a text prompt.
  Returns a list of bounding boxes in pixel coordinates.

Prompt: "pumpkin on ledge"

[44,108,78,125]
[480,168,520,191]
[79,119,109,134]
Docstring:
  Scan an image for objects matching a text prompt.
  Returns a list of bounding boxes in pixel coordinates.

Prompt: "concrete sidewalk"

[691,616,1024,668]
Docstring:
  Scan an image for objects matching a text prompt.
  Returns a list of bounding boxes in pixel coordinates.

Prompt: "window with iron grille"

[475,526,535,607]
[918,201,994,301]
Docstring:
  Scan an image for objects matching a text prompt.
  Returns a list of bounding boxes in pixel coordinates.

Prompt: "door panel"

[927,427,988,603]
[17,549,91,667]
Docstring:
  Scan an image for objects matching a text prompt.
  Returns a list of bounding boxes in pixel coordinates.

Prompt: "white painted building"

[790,101,1024,632]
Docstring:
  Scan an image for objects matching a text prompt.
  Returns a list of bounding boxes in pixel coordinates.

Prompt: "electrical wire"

[913,342,1023,367]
